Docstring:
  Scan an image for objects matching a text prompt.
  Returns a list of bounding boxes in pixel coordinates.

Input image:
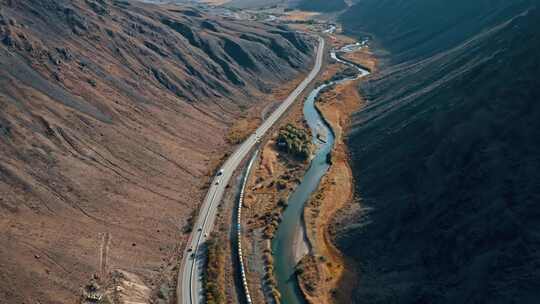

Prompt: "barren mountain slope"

[0,0,314,302]
[340,0,533,63]
[336,1,540,303]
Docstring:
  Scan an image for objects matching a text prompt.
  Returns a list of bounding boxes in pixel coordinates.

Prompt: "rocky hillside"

[336,1,540,303]
[0,0,314,302]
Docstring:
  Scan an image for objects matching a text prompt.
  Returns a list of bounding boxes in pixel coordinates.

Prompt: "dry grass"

[272,72,308,101]
[330,34,357,48]
[226,116,262,144]
[279,10,320,21]
[204,236,226,304]
[342,48,378,72]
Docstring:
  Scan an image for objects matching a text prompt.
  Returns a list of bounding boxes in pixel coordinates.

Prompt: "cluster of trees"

[276,123,311,160]
[262,247,282,302]
[262,210,282,239]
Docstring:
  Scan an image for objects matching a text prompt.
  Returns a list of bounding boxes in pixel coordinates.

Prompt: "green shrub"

[276,123,311,160]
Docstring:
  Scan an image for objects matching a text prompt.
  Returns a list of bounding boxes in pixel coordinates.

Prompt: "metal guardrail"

[237,150,258,304]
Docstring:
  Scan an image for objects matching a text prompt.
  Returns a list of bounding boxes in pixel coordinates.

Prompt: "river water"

[271,42,370,304]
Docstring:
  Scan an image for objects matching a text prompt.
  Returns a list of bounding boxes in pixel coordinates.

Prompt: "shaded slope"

[297,0,347,13]
[340,0,533,63]
[337,2,540,303]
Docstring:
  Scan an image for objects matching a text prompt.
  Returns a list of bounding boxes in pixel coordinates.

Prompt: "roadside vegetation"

[226,116,261,144]
[203,236,226,304]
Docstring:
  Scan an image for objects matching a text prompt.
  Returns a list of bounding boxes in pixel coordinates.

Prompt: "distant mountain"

[226,0,297,9]
[340,0,534,63]
[0,0,314,302]
[298,0,347,12]
[336,1,540,303]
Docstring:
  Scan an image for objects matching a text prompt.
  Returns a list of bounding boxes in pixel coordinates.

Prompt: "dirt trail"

[99,232,111,278]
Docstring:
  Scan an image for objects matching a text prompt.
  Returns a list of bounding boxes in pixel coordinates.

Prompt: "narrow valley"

[2,1,539,304]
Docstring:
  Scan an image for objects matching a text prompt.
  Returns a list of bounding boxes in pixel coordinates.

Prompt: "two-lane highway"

[178,36,325,304]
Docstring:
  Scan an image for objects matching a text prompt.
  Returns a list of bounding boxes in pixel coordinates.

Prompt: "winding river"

[271,41,370,304]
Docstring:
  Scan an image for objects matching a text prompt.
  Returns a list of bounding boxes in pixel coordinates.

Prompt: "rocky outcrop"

[162,18,202,47]
[223,37,256,70]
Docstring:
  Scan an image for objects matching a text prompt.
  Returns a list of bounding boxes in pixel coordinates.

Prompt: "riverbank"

[297,43,377,304]
[231,15,376,304]
[240,106,313,303]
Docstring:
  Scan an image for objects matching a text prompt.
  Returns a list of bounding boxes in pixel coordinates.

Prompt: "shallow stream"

[271,41,370,304]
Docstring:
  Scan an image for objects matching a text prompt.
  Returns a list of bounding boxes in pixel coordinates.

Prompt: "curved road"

[178,36,325,304]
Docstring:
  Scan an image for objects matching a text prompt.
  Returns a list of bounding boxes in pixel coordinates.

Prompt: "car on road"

[187,247,193,252]
[197,227,202,232]
[217,169,224,176]
[179,37,325,300]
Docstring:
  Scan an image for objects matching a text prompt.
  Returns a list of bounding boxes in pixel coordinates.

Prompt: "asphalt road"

[178,36,325,304]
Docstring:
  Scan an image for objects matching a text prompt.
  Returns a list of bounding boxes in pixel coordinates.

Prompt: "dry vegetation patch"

[342,49,378,72]
[279,10,320,22]
[226,116,262,144]
[204,236,227,304]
